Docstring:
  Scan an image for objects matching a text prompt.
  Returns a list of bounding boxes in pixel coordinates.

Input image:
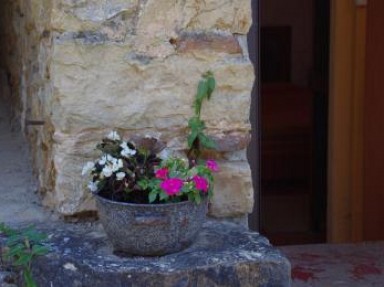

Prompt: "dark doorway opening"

[256,0,330,245]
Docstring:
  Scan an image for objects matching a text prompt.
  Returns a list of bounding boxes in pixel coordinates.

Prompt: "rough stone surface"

[30,221,290,287]
[175,32,243,54]
[0,271,18,287]
[1,0,255,220]
[210,161,254,217]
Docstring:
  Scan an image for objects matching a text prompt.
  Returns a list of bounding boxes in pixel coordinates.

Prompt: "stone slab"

[30,221,291,287]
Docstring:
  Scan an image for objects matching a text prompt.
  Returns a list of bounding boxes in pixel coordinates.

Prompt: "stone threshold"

[2,220,291,286]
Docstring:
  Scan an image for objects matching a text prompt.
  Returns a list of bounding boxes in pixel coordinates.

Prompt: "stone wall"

[2,0,255,221]
[0,1,23,121]
[0,0,55,198]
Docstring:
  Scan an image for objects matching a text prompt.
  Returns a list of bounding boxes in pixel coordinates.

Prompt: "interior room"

[259,0,330,245]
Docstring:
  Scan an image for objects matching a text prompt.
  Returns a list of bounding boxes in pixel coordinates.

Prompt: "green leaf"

[31,245,49,256]
[138,179,148,190]
[14,253,31,266]
[6,234,22,246]
[0,223,16,236]
[188,193,194,202]
[195,80,209,116]
[6,244,25,257]
[23,230,47,243]
[188,117,205,131]
[186,167,198,178]
[198,134,216,149]
[195,192,202,204]
[196,80,208,101]
[148,191,158,203]
[187,131,198,148]
[24,269,38,287]
[207,76,216,99]
[159,192,169,201]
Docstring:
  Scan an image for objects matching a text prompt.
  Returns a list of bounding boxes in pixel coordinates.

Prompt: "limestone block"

[181,0,252,33]
[134,0,181,58]
[212,131,251,152]
[51,131,105,215]
[209,161,254,218]
[51,43,253,134]
[52,0,139,32]
[134,0,252,57]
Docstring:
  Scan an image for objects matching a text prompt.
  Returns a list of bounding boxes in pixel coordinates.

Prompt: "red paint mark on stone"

[292,266,316,282]
[351,263,382,279]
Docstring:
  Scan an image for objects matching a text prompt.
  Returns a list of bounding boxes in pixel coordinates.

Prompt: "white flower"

[121,147,136,158]
[116,172,126,181]
[107,131,121,141]
[120,141,128,150]
[102,166,113,177]
[98,154,115,166]
[120,141,136,157]
[98,155,107,165]
[112,159,124,172]
[87,181,99,192]
[82,162,95,176]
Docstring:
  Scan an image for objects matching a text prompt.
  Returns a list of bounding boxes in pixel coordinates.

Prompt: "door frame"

[248,0,366,242]
[328,0,366,242]
[248,0,260,232]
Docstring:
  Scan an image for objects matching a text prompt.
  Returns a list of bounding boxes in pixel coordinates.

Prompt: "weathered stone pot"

[95,195,208,256]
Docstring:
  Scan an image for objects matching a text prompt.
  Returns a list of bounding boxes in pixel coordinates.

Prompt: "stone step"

[28,220,291,287]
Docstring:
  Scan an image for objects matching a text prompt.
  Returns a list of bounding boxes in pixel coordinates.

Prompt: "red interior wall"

[363,0,384,240]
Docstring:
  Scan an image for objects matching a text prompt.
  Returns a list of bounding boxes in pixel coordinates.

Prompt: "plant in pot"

[82,72,219,256]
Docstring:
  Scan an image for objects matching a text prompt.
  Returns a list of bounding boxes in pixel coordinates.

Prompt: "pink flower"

[155,167,169,180]
[206,160,219,172]
[160,178,184,195]
[193,176,209,193]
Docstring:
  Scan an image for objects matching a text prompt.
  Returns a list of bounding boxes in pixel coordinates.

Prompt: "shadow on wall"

[0,68,19,130]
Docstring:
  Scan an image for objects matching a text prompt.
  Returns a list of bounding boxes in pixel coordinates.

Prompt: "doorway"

[257,0,330,245]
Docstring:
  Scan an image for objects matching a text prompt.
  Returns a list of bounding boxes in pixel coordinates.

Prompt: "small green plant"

[0,223,49,287]
[187,71,217,164]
